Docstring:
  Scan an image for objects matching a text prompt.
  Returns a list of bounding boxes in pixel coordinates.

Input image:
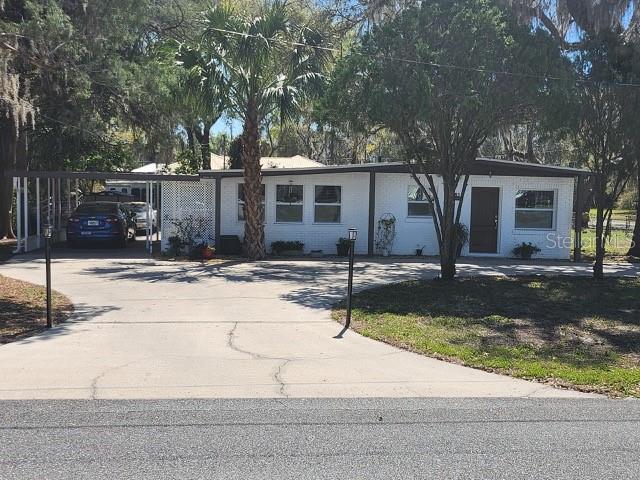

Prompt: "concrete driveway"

[2,249,637,400]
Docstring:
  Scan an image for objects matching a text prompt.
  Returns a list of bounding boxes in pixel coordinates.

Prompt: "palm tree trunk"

[242,100,266,259]
[200,124,211,170]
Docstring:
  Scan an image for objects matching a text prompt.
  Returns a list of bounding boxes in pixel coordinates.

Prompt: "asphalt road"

[1,398,639,479]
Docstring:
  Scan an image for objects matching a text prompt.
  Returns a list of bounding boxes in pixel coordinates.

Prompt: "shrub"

[512,242,541,259]
[271,240,304,254]
[336,237,351,256]
[167,236,183,257]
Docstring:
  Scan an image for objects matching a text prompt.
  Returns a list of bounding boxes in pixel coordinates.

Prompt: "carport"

[6,170,199,254]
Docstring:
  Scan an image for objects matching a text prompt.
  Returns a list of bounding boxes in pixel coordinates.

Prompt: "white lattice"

[161,180,215,252]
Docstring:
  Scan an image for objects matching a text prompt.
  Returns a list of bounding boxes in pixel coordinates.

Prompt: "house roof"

[6,158,588,182]
[200,158,589,179]
[209,154,323,170]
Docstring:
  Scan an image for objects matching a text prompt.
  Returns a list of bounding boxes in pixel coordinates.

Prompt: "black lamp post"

[336,227,357,338]
[43,223,53,328]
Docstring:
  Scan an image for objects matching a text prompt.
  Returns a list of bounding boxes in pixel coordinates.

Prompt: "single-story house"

[160,158,587,260]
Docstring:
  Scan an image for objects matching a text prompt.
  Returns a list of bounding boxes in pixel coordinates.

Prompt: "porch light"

[43,223,53,239]
[348,227,357,241]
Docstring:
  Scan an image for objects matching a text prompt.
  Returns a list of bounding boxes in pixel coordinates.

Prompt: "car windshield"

[125,204,148,213]
[75,203,118,215]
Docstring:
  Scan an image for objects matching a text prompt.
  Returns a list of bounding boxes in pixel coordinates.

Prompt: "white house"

[160,158,587,260]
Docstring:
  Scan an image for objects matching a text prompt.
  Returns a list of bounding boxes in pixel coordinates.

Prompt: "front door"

[469,187,500,254]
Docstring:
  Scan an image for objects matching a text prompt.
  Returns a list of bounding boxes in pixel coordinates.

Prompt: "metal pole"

[45,234,52,328]
[36,178,41,249]
[146,182,151,254]
[155,181,160,242]
[335,233,357,338]
[23,177,28,251]
[15,178,22,253]
[345,238,355,328]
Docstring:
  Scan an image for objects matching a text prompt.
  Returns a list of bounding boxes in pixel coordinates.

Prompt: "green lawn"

[589,208,636,222]
[573,228,634,260]
[334,276,640,397]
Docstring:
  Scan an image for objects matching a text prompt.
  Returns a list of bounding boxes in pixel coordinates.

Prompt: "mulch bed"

[0,275,73,344]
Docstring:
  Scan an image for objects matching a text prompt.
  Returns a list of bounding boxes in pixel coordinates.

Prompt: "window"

[276,184,303,223]
[238,184,265,222]
[407,184,433,217]
[515,190,555,229]
[314,186,341,223]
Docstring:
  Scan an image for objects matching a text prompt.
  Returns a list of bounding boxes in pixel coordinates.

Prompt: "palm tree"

[177,1,330,259]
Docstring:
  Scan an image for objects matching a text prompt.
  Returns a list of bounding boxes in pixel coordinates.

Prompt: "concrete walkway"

[1,249,637,399]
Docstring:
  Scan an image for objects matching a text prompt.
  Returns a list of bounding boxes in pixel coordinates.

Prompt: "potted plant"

[512,242,541,260]
[336,237,351,257]
[271,240,304,256]
[454,223,469,258]
[202,245,215,259]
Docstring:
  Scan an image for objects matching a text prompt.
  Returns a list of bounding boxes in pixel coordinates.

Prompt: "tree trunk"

[593,175,606,280]
[0,117,17,239]
[200,123,211,170]
[628,162,640,258]
[241,100,265,260]
[439,177,457,280]
[186,127,196,158]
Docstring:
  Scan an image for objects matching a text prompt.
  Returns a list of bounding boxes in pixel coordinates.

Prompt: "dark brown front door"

[469,187,499,253]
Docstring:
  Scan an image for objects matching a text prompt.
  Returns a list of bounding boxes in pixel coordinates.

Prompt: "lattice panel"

[161,181,215,252]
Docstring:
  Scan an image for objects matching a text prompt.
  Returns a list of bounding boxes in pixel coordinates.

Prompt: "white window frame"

[407,184,433,219]
[514,189,556,230]
[237,183,265,223]
[275,184,304,223]
[314,185,342,224]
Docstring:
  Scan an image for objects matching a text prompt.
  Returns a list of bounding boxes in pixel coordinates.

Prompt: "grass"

[0,275,73,344]
[334,276,640,397]
[589,208,635,222]
[572,228,635,261]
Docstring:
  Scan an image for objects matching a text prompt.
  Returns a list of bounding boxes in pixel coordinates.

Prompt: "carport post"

[75,179,79,207]
[146,181,152,255]
[36,178,41,249]
[155,181,160,242]
[67,178,71,219]
[22,177,28,250]
[56,178,62,233]
[47,178,51,225]
[14,177,22,253]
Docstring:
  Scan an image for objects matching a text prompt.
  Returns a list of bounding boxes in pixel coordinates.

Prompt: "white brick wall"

[162,172,575,260]
[220,173,371,254]
[374,174,574,259]
[459,175,575,260]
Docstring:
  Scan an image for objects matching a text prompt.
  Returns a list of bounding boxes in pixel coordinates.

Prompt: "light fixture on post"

[336,227,358,338]
[43,223,53,328]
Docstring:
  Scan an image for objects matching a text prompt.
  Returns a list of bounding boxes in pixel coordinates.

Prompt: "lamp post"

[43,223,53,328]
[336,227,357,338]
